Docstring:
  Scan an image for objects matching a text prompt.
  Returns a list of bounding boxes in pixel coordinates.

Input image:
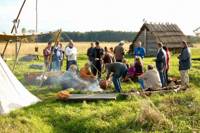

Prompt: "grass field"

[0,42,200,132]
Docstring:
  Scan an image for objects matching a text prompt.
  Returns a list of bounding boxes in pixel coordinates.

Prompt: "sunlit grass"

[0,46,200,132]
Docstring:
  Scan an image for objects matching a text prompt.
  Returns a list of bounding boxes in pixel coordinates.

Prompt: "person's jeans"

[67,60,77,70]
[159,70,166,87]
[138,78,145,89]
[112,76,121,92]
[112,69,127,92]
[52,59,60,71]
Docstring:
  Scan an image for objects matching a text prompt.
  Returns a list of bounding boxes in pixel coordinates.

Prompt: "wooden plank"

[66,93,117,101]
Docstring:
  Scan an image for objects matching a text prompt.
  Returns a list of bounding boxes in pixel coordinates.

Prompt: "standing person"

[103,47,115,64]
[65,40,78,70]
[51,41,62,71]
[155,42,167,87]
[178,41,191,87]
[43,41,52,71]
[163,46,170,84]
[92,41,104,79]
[110,47,114,54]
[114,41,125,62]
[134,40,146,59]
[105,62,128,92]
[87,42,94,62]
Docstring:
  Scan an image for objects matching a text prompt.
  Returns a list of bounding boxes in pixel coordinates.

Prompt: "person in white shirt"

[65,40,78,70]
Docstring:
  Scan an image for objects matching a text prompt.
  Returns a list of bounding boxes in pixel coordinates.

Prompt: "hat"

[119,40,125,45]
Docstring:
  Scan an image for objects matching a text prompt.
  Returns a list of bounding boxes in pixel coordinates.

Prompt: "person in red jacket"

[163,46,170,84]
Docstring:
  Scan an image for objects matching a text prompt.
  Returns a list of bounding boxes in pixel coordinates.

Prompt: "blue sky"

[0,0,200,35]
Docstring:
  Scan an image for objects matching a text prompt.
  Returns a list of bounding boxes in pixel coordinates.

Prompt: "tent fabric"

[0,56,40,114]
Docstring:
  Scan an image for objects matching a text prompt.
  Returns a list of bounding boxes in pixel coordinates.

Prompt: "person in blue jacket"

[134,40,146,59]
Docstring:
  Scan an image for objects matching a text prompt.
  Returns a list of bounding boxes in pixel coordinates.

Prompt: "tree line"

[37,31,137,42]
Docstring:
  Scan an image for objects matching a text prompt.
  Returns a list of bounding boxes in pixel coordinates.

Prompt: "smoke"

[57,71,103,92]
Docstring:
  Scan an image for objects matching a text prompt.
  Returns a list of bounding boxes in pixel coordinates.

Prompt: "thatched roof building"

[129,23,191,56]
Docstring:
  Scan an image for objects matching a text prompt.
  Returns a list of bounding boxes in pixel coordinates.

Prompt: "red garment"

[165,50,170,70]
[43,47,51,60]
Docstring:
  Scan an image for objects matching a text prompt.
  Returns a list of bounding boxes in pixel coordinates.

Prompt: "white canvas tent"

[0,56,40,114]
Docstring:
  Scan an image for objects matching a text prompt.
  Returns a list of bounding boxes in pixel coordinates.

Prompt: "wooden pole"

[1,0,27,58]
[12,40,22,71]
[36,0,38,33]
[39,29,62,87]
[144,28,147,50]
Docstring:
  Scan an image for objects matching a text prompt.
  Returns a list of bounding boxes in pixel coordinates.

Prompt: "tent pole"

[1,0,27,58]
[12,40,22,71]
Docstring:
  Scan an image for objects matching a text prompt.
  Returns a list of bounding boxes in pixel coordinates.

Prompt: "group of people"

[43,40,77,71]
[43,39,191,93]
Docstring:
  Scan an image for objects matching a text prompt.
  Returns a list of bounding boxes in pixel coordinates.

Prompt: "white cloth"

[0,56,40,114]
[65,47,77,61]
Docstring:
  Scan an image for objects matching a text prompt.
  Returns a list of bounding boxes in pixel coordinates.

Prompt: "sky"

[0,0,200,35]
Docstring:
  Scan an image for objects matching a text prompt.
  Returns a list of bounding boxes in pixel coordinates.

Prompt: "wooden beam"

[1,0,27,58]
[63,93,117,101]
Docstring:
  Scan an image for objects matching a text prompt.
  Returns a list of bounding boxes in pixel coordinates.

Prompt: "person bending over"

[105,62,128,92]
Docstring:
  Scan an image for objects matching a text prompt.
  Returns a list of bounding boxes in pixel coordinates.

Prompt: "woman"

[125,57,143,81]
[80,63,96,81]
[51,41,63,71]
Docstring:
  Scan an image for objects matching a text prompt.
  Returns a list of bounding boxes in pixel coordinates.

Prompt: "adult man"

[138,65,162,90]
[114,41,125,62]
[134,40,146,59]
[87,43,94,62]
[43,41,52,71]
[178,41,191,87]
[105,62,128,92]
[92,41,104,79]
[155,42,167,87]
[65,40,78,70]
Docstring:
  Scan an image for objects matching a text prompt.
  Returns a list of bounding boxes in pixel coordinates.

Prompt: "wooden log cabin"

[129,23,192,56]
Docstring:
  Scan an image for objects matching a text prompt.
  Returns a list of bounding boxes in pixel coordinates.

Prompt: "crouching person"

[80,63,96,81]
[138,65,162,91]
[105,62,128,92]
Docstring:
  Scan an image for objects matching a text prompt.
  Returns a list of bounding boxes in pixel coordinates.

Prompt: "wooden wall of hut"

[134,30,158,56]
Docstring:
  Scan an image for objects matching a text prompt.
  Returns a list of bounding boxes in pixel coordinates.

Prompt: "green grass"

[0,48,200,132]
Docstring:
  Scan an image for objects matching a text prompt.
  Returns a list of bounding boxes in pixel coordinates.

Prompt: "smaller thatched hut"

[129,23,192,56]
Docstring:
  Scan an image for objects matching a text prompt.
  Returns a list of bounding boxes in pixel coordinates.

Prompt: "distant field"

[0,42,130,58]
[193,43,200,48]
